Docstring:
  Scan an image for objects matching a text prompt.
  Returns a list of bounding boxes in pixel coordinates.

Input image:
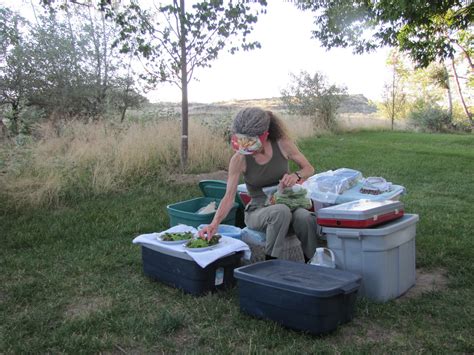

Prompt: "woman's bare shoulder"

[277,138,297,159]
[229,152,246,174]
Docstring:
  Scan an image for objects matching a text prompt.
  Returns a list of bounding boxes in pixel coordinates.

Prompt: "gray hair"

[231,107,270,136]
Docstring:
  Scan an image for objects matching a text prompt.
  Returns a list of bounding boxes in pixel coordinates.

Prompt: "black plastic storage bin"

[234,260,361,334]
[142,245,243,296]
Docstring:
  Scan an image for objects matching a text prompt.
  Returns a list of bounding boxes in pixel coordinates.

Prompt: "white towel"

[132,224,251,268]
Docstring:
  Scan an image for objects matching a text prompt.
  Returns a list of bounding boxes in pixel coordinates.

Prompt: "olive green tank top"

[244,139,289,207]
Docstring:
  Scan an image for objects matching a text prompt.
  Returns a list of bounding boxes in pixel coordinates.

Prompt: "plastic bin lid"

[234,260,361,298]
[199,180,245,208]
[335,183,405,204]
[317,199,404,220]
[322,213,419,237]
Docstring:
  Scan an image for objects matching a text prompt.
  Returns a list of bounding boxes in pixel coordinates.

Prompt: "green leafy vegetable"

[161,232,194,241]
[186,234,221,248]
[274,187,312,211]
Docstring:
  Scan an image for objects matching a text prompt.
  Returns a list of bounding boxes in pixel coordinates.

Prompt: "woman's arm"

[278,138,315,188]
[198,153,245,239]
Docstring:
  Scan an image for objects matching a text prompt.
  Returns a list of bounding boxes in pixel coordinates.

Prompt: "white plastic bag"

[309,247,336,268]
[197,201,216,214]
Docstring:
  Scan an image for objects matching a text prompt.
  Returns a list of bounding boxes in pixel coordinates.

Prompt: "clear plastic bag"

[271,184,312,211]
[303,168,362,203]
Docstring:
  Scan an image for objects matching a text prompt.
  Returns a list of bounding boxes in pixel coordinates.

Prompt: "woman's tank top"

[244,139,289,207]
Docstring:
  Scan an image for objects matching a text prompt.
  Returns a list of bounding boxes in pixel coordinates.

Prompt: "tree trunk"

[11,101,19,135]
[179,0,188,170]
[451,59,473,126]
[391,68,395,130]
[446,77,453,123]
[120,107,127,123]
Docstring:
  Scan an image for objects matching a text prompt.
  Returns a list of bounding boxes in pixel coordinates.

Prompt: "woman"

[199,107,319,261]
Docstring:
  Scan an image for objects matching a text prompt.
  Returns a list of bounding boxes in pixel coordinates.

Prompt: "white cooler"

[322,214,419,302]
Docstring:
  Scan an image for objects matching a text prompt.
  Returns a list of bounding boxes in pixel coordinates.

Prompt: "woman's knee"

[268,204,292,222]
[292,207,314,224]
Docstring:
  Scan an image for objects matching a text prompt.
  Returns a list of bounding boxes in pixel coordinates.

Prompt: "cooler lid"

[317,199,404,220]
[234,260,361,298]
[199,180,245,209]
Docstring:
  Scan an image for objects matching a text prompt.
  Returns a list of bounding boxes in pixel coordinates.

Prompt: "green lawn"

[1,131,473,353]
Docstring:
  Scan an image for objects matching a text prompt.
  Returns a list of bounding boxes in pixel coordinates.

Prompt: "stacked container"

[317,199,419,302]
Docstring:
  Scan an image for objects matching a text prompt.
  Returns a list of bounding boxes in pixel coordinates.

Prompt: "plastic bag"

[303,168,362,203]
[262,185,279,206]
[272,185,312,211]
[197,201,216,214]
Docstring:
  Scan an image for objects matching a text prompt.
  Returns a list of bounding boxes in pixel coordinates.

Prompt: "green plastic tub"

[167,196,238,228]
[198,180,246,227]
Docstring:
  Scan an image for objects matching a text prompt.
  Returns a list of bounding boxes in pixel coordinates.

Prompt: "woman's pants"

[244,204,321,259]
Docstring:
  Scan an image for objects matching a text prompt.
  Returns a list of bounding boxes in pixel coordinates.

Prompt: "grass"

[1,131,474,353]
[0,114,314,209]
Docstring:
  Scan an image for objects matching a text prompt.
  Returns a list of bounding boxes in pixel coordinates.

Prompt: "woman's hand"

[198,223,218,240]
[279,172,299,189]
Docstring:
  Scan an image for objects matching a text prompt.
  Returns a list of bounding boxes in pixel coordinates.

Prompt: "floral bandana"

[231,132,268,155]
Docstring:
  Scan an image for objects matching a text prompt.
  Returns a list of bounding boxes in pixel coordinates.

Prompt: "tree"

[105,0,267,169]
[294,1,472,65]
[0,8,33,134]
[281,70,347,130]
[430,63,454,121]
[295,0,473,125]
[382,51,407,130]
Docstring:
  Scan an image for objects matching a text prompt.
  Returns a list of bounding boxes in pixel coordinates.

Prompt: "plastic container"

[198,224,242,240]
[199,180,246,227]
[234,260,361,334]
[241,227,266,244]
[167,197,238,228]
[311,183,405,212]
[322,214,419,302]
[336,182,405,204]
[317,199,404,228]
[141,244,243,296]
[309,247,336,268]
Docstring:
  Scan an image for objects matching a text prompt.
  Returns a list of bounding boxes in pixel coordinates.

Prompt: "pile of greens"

[161,232,194,241]
[274,187,312,211]
[186,234,221,248]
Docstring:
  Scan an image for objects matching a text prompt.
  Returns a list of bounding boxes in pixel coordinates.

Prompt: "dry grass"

[0,109,396,209]
[0,119,232,208]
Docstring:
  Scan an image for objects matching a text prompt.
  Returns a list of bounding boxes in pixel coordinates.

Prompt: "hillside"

[151,94,378,115]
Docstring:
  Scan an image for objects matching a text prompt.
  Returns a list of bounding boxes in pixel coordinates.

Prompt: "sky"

[149,2,392,103]
[1,0,392,104]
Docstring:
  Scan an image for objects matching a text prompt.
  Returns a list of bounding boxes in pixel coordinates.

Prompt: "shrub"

[281,71,347,131]
[408,100,449,132]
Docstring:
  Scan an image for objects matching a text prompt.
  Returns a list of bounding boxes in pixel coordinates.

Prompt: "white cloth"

[132,224,251,268]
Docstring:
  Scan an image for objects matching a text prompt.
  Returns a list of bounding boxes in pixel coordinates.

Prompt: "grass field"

[1,131,473,353]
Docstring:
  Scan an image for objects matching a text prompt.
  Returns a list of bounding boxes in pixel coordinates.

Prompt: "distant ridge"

[153,95,377,115]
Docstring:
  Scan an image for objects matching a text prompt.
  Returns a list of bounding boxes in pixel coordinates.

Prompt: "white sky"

[149,2,392,103]
[2,0,392,104]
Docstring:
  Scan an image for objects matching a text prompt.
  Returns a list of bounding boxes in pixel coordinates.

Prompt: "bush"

[408,100,450,132]
[281,71,347,131]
